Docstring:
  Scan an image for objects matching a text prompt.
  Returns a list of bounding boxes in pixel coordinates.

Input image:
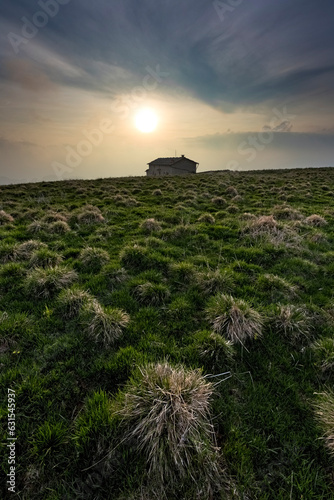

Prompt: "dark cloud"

[0,0,333,109]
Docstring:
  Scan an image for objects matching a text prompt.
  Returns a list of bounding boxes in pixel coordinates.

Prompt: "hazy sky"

[0,0,334,184]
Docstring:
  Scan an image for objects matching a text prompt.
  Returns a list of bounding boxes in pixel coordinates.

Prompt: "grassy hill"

[1,168,334,499]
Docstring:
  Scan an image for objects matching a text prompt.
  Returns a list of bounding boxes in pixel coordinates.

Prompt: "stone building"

[146,155,198,176]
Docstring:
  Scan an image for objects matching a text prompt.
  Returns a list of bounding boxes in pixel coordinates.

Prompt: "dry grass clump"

[41,212,68,223]
[77,205,105,224]
[206,294,263,345]
[79,246,110,271]
[194,331,235,370]
[27,220,47,234]
[240,212,256,220]
[132,282,170,306]
[29,248,63,268]
[48,221,71,234]
[225,186,238,197]
[0,210,14,225]
[14,240,47,260]
[211,196,227,206]
[271,304,311,343]
[309,232,328,244]
[272,204,303,221]
[314,390,334,456]
[152,189,162,196]
[80,301,129,346]
[116,362,224,497]
[231,195,243,203]
[24,266,78,298]
[56,287,94,319]
[140,218,162,233]
[197,213,215,224]
[226,204,239,214]
[196,269,234,296]
[305,214,327,226]
[257,274,298,297]
[248,215,278,234]
[312,338,334,376]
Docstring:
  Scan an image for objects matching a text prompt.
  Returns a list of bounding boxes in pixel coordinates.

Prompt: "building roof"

[148,155,198,167]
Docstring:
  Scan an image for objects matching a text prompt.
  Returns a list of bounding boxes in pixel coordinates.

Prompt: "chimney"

[181,154,184,157]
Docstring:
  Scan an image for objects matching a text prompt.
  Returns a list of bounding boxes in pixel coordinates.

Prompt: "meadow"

[1,167,334,499]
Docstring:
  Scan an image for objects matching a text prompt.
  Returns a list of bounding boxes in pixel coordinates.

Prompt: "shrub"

[24,266,78,299]
[206,294,263,345]
[79,247,110,271]
[132,282,170,306]
[80,301,130,346]
[0,210,14,225]
[271,304,311,344]
[29,249,63,268]
[197,213,215,224]
[116,362,224,496]
[56,287,94,319]
[140,218,162,233]
[305,214,327,226]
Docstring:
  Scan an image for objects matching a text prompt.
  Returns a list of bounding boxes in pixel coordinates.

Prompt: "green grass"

[1,167,334,498]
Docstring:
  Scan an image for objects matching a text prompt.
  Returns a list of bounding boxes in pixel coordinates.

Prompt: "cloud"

[4,58,57,92]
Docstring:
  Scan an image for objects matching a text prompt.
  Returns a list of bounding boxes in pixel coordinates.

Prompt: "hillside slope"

[1,168,334,499]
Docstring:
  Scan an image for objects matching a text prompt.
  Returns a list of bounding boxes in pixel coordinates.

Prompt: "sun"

[134,108,158,133]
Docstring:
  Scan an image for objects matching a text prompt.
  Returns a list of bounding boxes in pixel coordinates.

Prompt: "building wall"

[146,160,196,176]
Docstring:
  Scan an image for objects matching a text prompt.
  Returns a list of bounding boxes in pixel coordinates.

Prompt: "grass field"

[1,167,334,499]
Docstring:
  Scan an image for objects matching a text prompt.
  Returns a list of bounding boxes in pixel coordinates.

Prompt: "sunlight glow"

[134,108,158,133]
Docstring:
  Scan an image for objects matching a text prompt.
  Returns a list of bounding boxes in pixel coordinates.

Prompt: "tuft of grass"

[132,282,170,306]
[56,286,94,319]
[257,273,298,298]
[270,304,311,344]
[305,214,327,226]
[14,240,47,260]
[211,196,227,206]
[140,218,162,233]
[79,246,110,271]
[24,266,78,299]
[312,337,334,376]
[48,220,70,234]
[116,362,224,496]
[315,390,334,456]
[193,330,235,370]
[0,210,14,225]
[80,301,130,346]
[195,269,234,296]
[197,213,215,224]
[206,294,263,345]
[27,220,47,234]
[152,189,162,196]
[29,248,63,268]
[77,205,105,224]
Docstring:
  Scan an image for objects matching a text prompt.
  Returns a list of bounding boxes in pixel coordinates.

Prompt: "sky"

[0,0,334,184]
